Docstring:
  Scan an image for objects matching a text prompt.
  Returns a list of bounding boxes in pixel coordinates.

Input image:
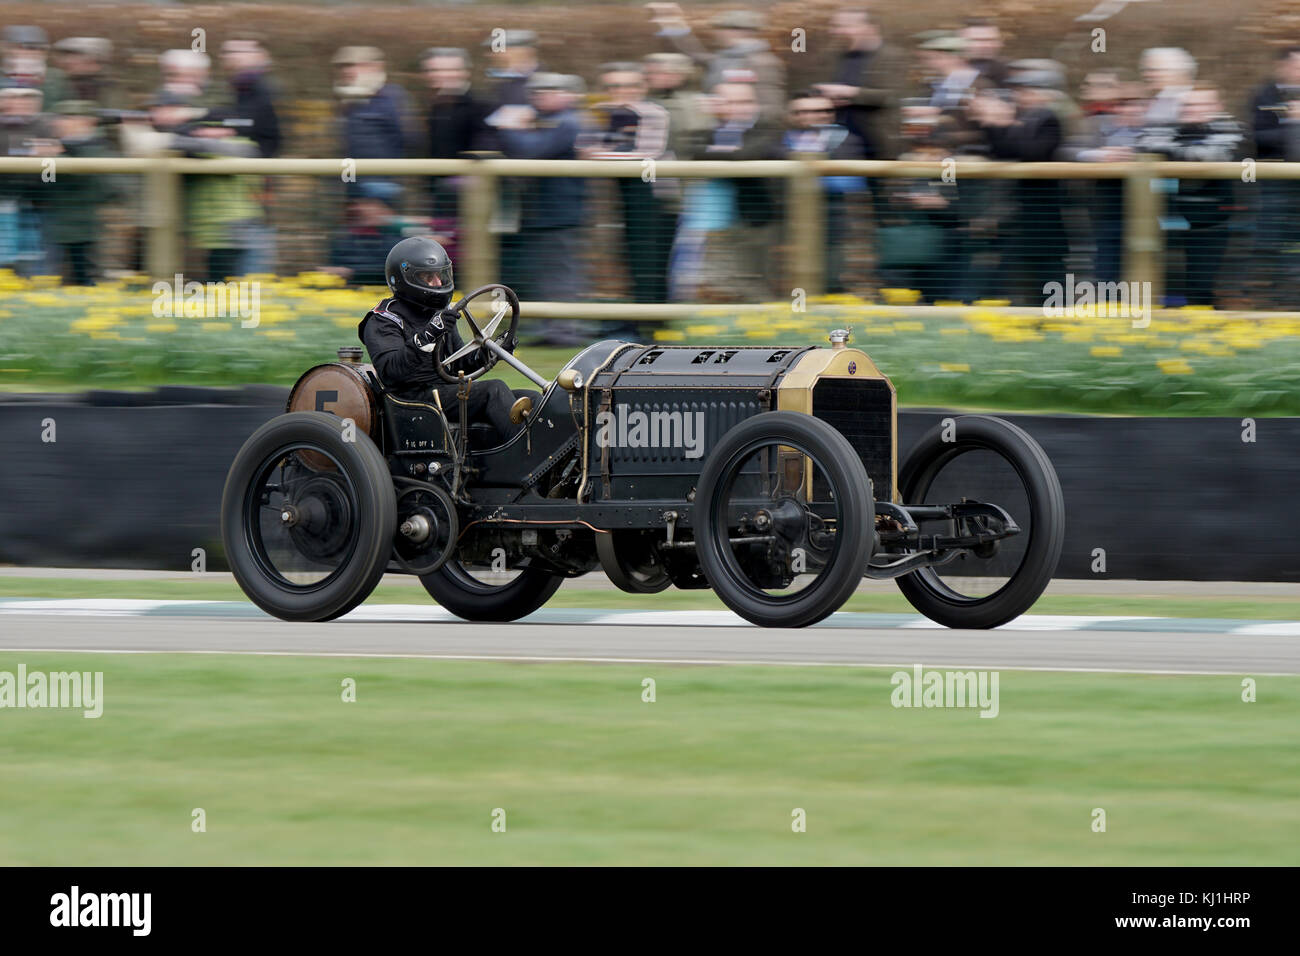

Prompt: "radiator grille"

[812,378,894,501]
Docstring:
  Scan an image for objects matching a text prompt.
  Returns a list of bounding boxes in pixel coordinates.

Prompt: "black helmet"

[385,236,454,310]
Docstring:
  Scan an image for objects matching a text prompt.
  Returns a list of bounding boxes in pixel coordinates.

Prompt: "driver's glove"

[411,312,454,353]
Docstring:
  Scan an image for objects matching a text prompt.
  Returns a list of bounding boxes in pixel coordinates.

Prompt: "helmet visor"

[410,264,453,292]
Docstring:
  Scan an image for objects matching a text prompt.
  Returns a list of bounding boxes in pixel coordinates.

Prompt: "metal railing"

[0,155,1289,316]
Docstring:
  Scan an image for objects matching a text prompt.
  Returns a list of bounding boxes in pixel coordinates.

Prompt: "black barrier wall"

[0,391,283,572]
[0,389,1296,580]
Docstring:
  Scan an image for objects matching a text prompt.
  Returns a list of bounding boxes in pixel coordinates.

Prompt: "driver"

[358,236,535,443]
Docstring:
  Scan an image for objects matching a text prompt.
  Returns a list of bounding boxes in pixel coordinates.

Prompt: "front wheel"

[221,411,397,622]
[896,415,1064,629]
[694,412,874,628]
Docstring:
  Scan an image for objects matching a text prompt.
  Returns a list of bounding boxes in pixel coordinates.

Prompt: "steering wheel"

[434,284,521,383]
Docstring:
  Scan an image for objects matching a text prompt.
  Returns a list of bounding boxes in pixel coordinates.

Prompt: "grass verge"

[0,652,1295,865]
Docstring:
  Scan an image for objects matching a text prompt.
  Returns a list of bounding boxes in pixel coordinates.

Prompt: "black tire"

[221,411,396,622]
[595,530,672,593]
[896,415,1064,629]
[420,560,563,622]
[694,411,874,628]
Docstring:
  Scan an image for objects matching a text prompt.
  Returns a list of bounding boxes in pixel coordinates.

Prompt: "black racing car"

[221,285,1064,628]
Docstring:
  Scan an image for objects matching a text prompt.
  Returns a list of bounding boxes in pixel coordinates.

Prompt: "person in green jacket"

[174,110,261,280]
[46,101,119,285]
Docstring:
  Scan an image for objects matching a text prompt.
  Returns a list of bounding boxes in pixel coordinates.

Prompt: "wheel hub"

[393,485,459,575]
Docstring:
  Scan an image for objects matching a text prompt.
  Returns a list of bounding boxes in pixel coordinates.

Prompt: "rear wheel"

[420,560,563,622]
[221,411,396,622]
[896,415,1064,629]
[695,412,874,628]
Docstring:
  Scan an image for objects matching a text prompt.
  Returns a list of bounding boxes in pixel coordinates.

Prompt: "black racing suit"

[358,295,533,444]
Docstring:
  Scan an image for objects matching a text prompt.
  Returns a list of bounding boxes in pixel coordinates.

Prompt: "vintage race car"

[221,285,1064,628]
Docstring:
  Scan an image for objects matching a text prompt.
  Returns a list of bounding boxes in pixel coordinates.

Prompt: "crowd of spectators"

[2,10,1299,315]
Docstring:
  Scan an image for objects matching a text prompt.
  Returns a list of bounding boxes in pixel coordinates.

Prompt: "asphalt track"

[1,601,1297,675]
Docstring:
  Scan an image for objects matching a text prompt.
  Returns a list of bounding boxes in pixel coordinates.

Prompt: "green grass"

[3,576,1300,620]
[0,653,1294,865]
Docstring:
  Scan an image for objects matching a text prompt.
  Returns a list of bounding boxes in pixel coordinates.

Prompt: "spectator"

[644,52,703,161]
[962,18,1008,87]
[1076,69,1125,119]
[648,4,786,123]
[119,90,201,157]
[221,37,282,158]
[158,49,213,106]
[178,108,263,281]
[642,52,700,304]
[1006,59,1081,138]
[672,80,781,301]
[876,101,960,302]
[118,91,202,273]
[481,30,544,291]
[420,46,489,226]
[1247,46,1300,306]
[323,181,408,285]
[920,35,977,112]
[917,42,996,160]
[3,26,68,105]
[51,38,119,108]
[583,61,673,304]
[971,70,1068,302]
[1062,75,1145,283]
[116,48,211,276]
[221,36,282,276]
[0,86,54,275]
[334,46,409,160]
[782,90,866,293]
[483,30,542,110]
[45,101,117,285]
[1139,84,1243,306]
[127,94,261,280]
[817,7,903,160]
[1249,47,1300,158]
[1141,47,1196,125]
[490,72,588,326]
[950,87,1016,301]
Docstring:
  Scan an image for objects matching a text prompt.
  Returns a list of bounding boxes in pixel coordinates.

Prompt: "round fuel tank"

[286,363,381,467]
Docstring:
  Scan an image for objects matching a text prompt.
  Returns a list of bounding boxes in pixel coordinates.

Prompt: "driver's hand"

[411,314,448,353]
